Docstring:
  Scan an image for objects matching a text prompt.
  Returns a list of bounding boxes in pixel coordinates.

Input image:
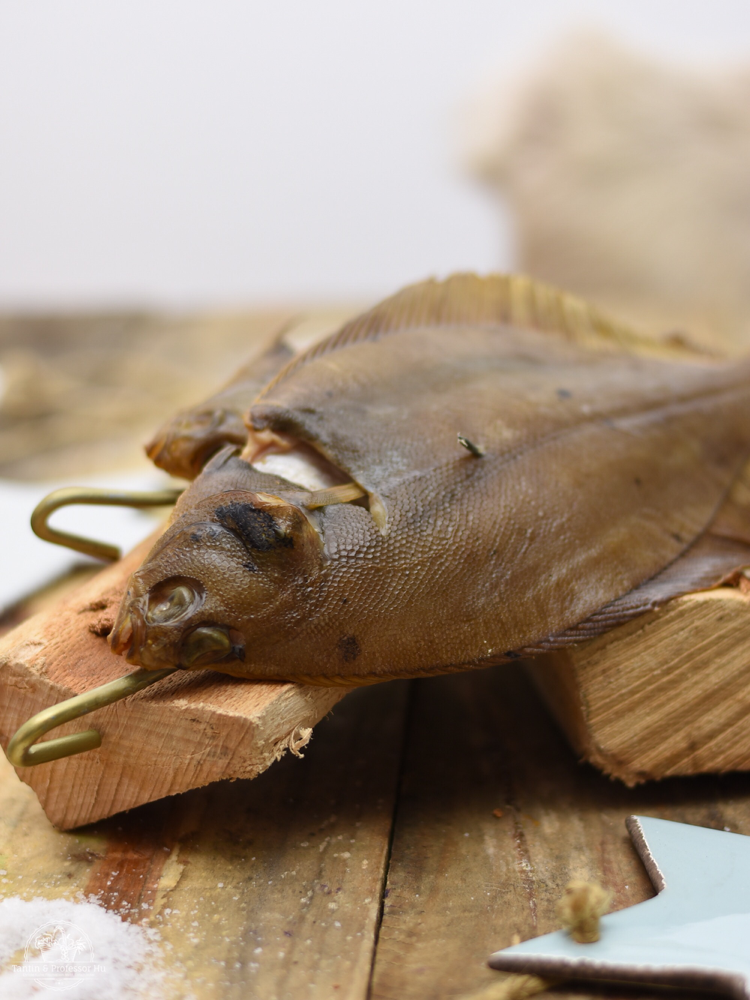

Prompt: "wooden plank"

[0,680,408,999]
[0,536,349,829]
[369,663,750,1000]
[0,738,110,902]
[92,681,408,999]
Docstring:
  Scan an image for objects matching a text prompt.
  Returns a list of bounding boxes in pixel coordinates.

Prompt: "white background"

[1,0,750,308]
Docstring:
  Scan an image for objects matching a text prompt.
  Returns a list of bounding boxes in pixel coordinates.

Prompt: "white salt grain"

[0,896,168,999]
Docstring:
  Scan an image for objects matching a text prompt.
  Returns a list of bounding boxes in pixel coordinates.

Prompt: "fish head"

[109,489,322,671]
[145,406,248,480]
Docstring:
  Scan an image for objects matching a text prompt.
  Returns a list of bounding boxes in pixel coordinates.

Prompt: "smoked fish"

[109,274,750,683]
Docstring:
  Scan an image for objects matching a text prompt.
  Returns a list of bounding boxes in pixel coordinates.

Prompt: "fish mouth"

[109,612,134,658]
[109,606,178,669]
[109,606,243,672]
[131,640,179,670]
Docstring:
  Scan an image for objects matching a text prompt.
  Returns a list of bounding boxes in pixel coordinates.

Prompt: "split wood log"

[0,534,349,829]
[525,448,750,785]
[528,584,750,786]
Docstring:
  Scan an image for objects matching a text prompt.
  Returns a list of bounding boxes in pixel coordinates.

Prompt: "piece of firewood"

[527,585,750,785]
[526,455,750,785]
[0,534,349,829]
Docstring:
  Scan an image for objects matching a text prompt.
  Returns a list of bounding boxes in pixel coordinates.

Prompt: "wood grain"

[0,536,349,829]
[529,586,750,785]
[4,655,750,998]
[369,663,750,1000]
[0,680,408,1000]
[109,681,407,1000]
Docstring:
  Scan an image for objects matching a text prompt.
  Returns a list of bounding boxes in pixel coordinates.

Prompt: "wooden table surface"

[2,642,749,999]
[2,308,748,998]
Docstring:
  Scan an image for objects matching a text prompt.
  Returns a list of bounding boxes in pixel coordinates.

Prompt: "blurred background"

[4,0,750,310]
[3,0,750,608]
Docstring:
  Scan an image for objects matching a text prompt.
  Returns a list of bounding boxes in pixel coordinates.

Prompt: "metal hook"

[6,667,177,767]
[31,486,184,562]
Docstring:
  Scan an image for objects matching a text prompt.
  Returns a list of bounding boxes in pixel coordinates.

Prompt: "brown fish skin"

[111,275,750,684]
[145,333,295,480]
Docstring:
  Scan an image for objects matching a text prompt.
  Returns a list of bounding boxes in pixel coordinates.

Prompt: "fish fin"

[521,534,750,654]
[484,460,750,658]
[258,273,712,399]
[518,470,750,657]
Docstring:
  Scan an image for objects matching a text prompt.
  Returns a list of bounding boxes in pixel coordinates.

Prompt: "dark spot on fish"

[191,532,201,542]
[341,597,348,605]
[672,532,683,543]
[338,634,360,663]
[215,502,293,552]
[504,650,522,659]
[634,477,642,486]
[243,561,258,573]
[556,388,572,399]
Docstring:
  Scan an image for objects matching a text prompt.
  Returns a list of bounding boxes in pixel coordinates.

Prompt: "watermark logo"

[14,920,105,991]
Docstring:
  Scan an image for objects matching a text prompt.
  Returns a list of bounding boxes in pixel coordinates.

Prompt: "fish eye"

[146,578,203,624]
[180,625,233,668]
